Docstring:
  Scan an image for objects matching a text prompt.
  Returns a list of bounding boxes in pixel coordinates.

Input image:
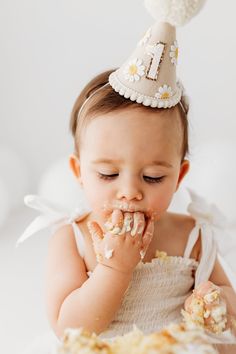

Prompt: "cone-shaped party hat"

[109,0,207,108]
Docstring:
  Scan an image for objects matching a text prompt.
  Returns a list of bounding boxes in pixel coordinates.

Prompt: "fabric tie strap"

[15,195,91,248]
[185,188,235,288]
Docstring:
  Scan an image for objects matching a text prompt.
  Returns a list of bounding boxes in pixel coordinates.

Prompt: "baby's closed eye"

[97,172,165,184]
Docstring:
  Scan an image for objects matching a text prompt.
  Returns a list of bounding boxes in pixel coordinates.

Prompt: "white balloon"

[0,146,29,210]
[168,185,191,214]
[0,178,10,229]
[183,139,236,224]
[38,156,90,211]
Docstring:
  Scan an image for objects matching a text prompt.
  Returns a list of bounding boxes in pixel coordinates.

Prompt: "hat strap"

[77,82,110,119]
[77,81,187,119]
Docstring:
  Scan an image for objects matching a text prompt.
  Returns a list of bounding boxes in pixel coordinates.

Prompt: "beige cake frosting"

[182,284,228,334]
[57,323,218,354]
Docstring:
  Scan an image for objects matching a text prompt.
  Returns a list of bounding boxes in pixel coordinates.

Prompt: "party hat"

[109,0,207,109]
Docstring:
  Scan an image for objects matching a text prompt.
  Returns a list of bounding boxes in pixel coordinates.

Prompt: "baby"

[18,1,236,353]
[44,70,236,345]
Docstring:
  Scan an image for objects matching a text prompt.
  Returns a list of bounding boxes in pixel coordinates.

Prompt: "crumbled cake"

[58,328,112,354]
[182,285,227,334]
[57,323,218,354]
[154,249,168,260]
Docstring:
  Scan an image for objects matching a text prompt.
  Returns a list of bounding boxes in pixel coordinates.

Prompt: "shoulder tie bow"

[185,188,235,288]
[16,195,91,247]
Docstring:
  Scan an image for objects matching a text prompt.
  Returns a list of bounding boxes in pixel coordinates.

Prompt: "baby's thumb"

[142,218,154,253]
[87,221,104,245]
[184,293,194,312]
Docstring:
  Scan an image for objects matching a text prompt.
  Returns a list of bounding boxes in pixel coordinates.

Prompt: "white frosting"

[204,290,220,304]
[104,244,114,259]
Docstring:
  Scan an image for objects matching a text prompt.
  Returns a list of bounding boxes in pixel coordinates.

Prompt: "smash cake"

[57,322,218,354]
[56,271,236,354]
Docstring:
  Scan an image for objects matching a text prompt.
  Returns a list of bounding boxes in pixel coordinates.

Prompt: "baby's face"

[77,106,189,225]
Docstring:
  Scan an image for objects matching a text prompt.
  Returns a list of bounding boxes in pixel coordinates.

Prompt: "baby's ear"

[69,154,83,185]
[175,159,190,191]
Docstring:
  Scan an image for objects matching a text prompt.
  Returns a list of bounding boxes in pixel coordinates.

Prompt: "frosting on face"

[102,200,157,220]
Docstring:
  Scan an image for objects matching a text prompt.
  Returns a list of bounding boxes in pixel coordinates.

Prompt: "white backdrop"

[1,0,236,195]
[1,2,236,353]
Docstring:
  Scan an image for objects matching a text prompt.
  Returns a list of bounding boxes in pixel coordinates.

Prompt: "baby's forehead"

[80,106,183,158]
[85,106,183,141]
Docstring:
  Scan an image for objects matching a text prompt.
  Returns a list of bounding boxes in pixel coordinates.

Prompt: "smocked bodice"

[98,255,198,338]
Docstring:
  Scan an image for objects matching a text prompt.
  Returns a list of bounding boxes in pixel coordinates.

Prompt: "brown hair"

[70,69,189,161]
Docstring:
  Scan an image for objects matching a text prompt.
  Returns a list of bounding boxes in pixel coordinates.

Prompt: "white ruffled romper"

[17,189,236,353]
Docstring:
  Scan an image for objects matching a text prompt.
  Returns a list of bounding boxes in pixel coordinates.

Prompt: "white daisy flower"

[124,58,146,82]
[155,85,174,100]
[138,27,152,46]
[169,40,179,65]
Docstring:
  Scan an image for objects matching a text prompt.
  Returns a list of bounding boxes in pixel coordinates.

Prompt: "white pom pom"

[144,0,207,26]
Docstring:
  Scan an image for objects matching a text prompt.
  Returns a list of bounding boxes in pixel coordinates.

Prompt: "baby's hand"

[87,210,154,275]
[183,281,228,333]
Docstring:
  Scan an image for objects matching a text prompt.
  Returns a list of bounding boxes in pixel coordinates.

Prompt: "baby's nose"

[116,185,143,201]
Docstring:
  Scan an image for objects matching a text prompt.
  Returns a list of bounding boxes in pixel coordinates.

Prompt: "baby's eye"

[97,173,165,184]
[144,176,165,184]
[97,173,118,180]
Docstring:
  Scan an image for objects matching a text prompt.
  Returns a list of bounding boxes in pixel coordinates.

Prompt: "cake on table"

[57,323,218,354]
[56,270,236,354]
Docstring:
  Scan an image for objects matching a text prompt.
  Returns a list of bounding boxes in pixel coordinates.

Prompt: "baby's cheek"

[82,189,105,217]
[95,200,114,222]
[148,193,174,219]
[83,184,107,211]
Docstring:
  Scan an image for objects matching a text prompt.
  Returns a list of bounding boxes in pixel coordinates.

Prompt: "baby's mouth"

[102,202,157,222]
[120,210,150,222]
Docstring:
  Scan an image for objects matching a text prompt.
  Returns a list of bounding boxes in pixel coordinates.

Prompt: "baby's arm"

[45,212,154,339]
[208,257,236,319]
[45,224,133,339]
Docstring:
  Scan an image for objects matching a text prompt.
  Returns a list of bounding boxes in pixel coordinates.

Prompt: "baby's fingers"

[140,218,154,259]
[104,209,124,234]
[131,212,145,237]
[184,293,195,312]
[87,221,105,263]
[87,221,104,245]
[194,281,217,297]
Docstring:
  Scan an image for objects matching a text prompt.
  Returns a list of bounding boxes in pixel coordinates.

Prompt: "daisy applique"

[155,85,174,100]
[138,27,152,46]
[169,40,179,66]
[124,58,146,82]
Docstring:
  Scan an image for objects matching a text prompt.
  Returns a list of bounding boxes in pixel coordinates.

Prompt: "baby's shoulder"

[165,212,201,260]
[47,223,88,284]
[48,223,86,263]
[166,211,195,236]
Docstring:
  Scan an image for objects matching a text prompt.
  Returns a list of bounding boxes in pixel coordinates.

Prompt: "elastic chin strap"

[179,99,188,116]
[77,81,188,121]
[77,82,110,120]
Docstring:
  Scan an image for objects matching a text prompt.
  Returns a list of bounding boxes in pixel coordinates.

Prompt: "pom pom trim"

[109,72,182,109]
[144,0,207,27]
